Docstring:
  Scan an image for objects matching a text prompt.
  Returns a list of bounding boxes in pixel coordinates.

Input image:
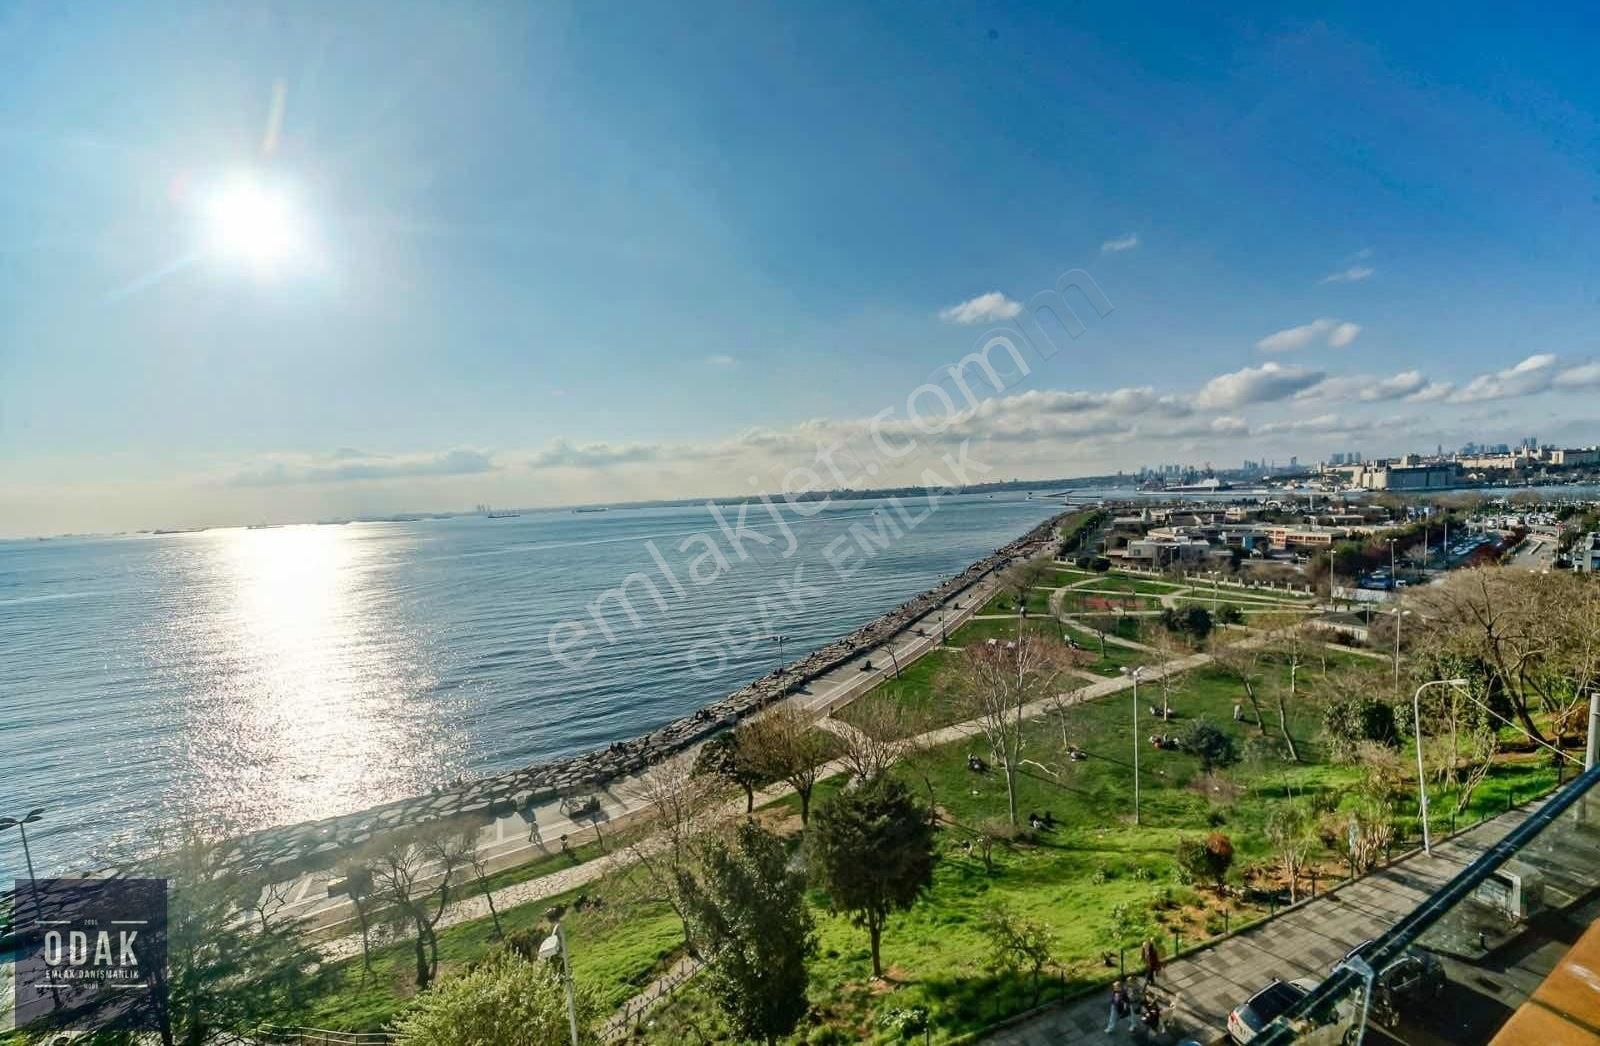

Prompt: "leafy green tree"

[680,821,815,1045]
[391,950,598,1046]
[694,729,768,813]
[1180,719,1239,772]
[1322,695,1399,761]
[809,775,937,977]
[150,833,318,1046]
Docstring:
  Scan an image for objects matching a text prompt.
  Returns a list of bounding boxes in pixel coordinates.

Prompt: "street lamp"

[1121,667,1143,826]
[1412,679,1469,855]
[539,921,581,1046]
[770,633,790,675]
[0,807,46,924]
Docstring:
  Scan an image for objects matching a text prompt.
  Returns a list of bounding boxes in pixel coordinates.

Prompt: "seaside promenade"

[262,543,1034,935]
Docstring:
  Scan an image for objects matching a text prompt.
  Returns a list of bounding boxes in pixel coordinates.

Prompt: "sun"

[204,175,305,271]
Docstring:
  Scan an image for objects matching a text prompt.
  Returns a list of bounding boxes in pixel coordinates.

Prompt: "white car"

[1228,977,1321,1043]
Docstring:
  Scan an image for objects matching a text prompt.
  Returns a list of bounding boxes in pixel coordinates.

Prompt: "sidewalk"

[982,799,1545,1044]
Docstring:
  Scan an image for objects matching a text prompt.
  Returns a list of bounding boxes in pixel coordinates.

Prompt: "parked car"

[1331,941,1447,1023]
[1228,977,1320,1043]
[559,793,602,818]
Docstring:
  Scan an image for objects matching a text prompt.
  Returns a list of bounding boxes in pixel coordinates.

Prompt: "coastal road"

[1507,533,1556,571]
[266,556,1025,933]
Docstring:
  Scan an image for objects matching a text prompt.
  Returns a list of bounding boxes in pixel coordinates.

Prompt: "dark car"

[1332,941,1446,1022]
[1228,978,1319,1044]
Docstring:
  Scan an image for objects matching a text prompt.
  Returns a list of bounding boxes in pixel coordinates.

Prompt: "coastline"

[84,510,1071,884]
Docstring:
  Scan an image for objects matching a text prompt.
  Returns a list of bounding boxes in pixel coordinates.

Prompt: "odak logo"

[12,878,167,1033]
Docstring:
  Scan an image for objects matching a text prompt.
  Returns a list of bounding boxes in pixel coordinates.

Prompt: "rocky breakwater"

[181,510,1074,881]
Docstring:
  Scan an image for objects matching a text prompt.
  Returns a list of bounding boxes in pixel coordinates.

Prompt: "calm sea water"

[0,493,1056,877]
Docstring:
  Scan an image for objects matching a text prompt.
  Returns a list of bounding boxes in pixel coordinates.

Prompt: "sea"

[0,492,1060,878]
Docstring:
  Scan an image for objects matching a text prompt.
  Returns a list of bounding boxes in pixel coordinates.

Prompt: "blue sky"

[3,2,1600,534]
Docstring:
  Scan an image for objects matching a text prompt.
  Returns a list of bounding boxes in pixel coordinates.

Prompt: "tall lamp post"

[1121,667,1143,826]
[770,633,790,675]
[0,807,46,924]
[539,921,581,1046]
[1412,679,1469,855]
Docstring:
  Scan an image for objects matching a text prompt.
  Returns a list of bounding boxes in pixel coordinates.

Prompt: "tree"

[370,824,473,989]
[680,821,816,1045]
[834,700,918,784]
[1215,603,1244,626]
[947,632,1075,826]
[1211,645,1269,739]
[978,902,1056,1005]
[1265,803,1314,904]
[1181,719,1239,772]
[1321,694,1399,762]
[738,704,836,825]
[460,829,505,940]
[333,860,378,977]
[809,775,937,978]
[391,950,599,1046]
[1177,832,1234,889]
[694,729,768,813]
[626,756,721,949]
[148,830,318,1046]
[1204,832,1235,888]
[999,557,1052,616]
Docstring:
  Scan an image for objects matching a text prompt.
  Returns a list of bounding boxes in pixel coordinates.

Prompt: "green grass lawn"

[288,637,1564,1044]
[944,616,1064,648]
[979,586,1054,616]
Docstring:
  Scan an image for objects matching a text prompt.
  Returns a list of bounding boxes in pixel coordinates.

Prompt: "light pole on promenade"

[1412,679,1469,855]
[1121,667,1143,826]
[770,633,790,675]
[0,807,46,923]
[540,921,581,1046]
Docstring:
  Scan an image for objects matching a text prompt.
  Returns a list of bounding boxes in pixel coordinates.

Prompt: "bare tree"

[460,827,505,939]
[1210,644,1270,740]
[1265,803,1313,904]
[1000,557,1052,617]
[242,875,294,933]
[947,632,1075,827]
[332,860,377,976]
[832,701,916,783]
[369,822,473,988]
[739,704,836,825]
[625,756,722,948]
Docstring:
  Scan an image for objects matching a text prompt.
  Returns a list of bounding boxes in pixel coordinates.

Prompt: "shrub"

[1181,719,1240,771]
[1322,695,1399,761]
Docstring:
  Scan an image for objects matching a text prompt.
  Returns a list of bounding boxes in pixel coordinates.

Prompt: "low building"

[1549,447,1600,467]
[1574,532,1600,574]
[1263,524,1349,550]
[1350,461,1462,490]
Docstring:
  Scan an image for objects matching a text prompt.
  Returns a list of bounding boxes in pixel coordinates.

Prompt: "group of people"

[1105,938,1166,1035]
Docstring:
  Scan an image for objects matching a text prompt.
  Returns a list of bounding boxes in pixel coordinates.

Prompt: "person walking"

[1141,937,1163,987]
[1106,979,1127,1034]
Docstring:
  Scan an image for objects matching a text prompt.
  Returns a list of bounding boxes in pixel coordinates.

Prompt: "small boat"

[572,507,608,514]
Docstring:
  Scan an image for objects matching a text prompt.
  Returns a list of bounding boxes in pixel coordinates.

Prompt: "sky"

[3,1,1600,536]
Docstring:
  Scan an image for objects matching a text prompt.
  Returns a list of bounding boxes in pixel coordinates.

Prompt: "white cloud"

[1450,353,1560,403]
[230,448,497,486]
[1405,382,1454,403]
[1555,361,1600,389]
[1299,369,1426,403]
[704,354,737,367]
[1256,317,1360,353]
[1101,232,1140,253]
[1254,413,1346,436]
[1320,266,1374,284]
[1194,362,1325,409]
[938,292,1022,325]
[1328,322,1362,348]
[526,440,664,469]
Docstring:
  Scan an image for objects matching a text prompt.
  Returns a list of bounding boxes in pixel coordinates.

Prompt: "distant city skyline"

[5,4,1600,536]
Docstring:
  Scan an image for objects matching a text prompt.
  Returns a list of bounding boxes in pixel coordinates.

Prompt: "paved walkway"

[983,799,1547,1045]
[301,564,1022,942]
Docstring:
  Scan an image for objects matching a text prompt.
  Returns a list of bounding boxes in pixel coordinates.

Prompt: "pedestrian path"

[982,799,1545,1044]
